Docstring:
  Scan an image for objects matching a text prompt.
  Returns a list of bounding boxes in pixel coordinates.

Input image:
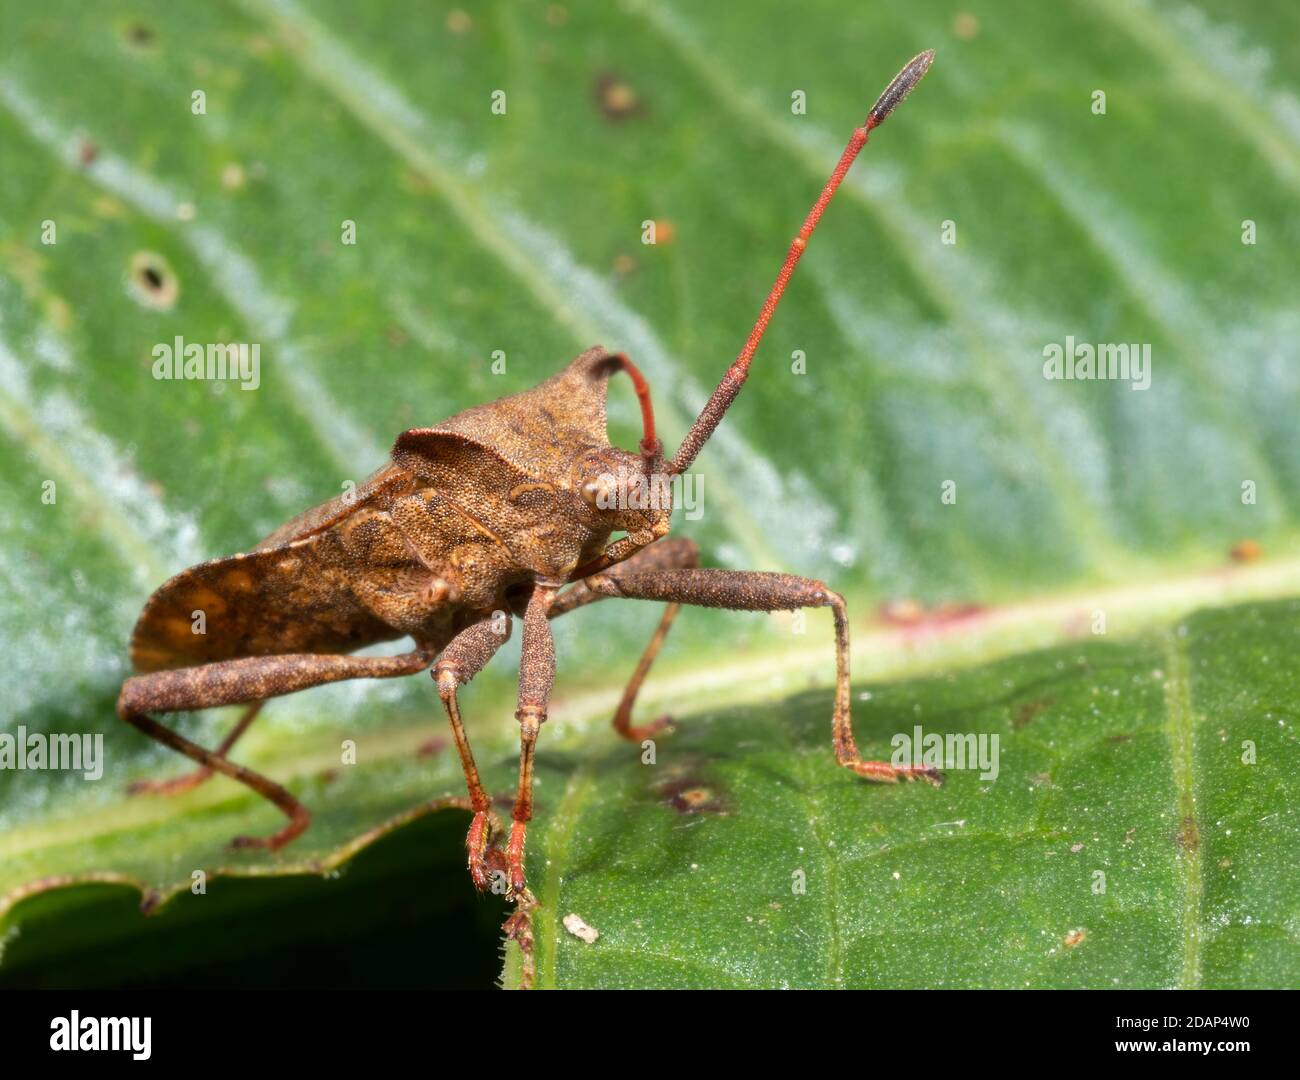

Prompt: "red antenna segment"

[669,49,935,476]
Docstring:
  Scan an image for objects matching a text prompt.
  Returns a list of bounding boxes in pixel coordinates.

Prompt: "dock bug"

[119,50,940,905]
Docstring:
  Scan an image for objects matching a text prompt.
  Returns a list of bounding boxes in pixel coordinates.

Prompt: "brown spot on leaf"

[594,72,644,122]
[78,138,99,167]
[1230,539,1262,563]
[1013,695,1055,730]
[123,21,156,50]
[1063,928,1086,948]
[657,774,728,815]
[1175,815,1200,854]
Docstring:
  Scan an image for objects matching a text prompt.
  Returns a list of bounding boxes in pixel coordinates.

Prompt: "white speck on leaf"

[562,913,599,945]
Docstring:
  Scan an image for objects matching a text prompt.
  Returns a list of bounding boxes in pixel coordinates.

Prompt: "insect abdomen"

[129,543,400,674]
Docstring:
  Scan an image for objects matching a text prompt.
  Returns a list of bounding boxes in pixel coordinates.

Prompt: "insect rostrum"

[118,51,938,916]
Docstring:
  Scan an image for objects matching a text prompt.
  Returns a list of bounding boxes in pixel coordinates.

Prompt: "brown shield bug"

[119,50,939,909]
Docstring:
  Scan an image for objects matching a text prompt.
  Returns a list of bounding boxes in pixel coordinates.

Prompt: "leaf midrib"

[1160,624,1203,989]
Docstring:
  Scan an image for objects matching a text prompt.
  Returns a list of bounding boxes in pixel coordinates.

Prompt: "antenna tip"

[868,49,935,126]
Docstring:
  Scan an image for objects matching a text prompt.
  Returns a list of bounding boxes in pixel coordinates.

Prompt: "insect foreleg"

[433,616,514,891]
[583,568,943,786]
[506,583,559,896]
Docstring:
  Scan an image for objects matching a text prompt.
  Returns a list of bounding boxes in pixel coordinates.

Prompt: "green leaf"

[513,599,1300,989]
[1,0,1298,988]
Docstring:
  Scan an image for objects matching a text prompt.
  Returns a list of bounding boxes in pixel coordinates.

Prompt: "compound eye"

[580,473,616,509]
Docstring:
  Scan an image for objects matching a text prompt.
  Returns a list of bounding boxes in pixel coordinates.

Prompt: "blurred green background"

[1,1,1297,988]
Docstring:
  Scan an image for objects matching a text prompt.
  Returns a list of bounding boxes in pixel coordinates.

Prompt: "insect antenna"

[602,352,660,469]
[668,49,935,476]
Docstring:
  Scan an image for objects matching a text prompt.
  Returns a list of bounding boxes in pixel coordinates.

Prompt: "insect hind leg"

[552,537,699,742]
[127,700,264,797]
[117,648,433,850]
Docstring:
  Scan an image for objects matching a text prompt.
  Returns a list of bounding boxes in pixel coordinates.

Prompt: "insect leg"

[582,568,943,785]
[117,648,434,850]
[608,603,681,741]
[552,538,700,741]
[127,700,264,796]
[505,583,559,896]
[432,616,513,892]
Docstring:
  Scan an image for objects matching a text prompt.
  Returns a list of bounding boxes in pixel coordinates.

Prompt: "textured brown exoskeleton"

[118,51,939,907]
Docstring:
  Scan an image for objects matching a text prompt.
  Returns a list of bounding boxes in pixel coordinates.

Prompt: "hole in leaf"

[128,251,179,311]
